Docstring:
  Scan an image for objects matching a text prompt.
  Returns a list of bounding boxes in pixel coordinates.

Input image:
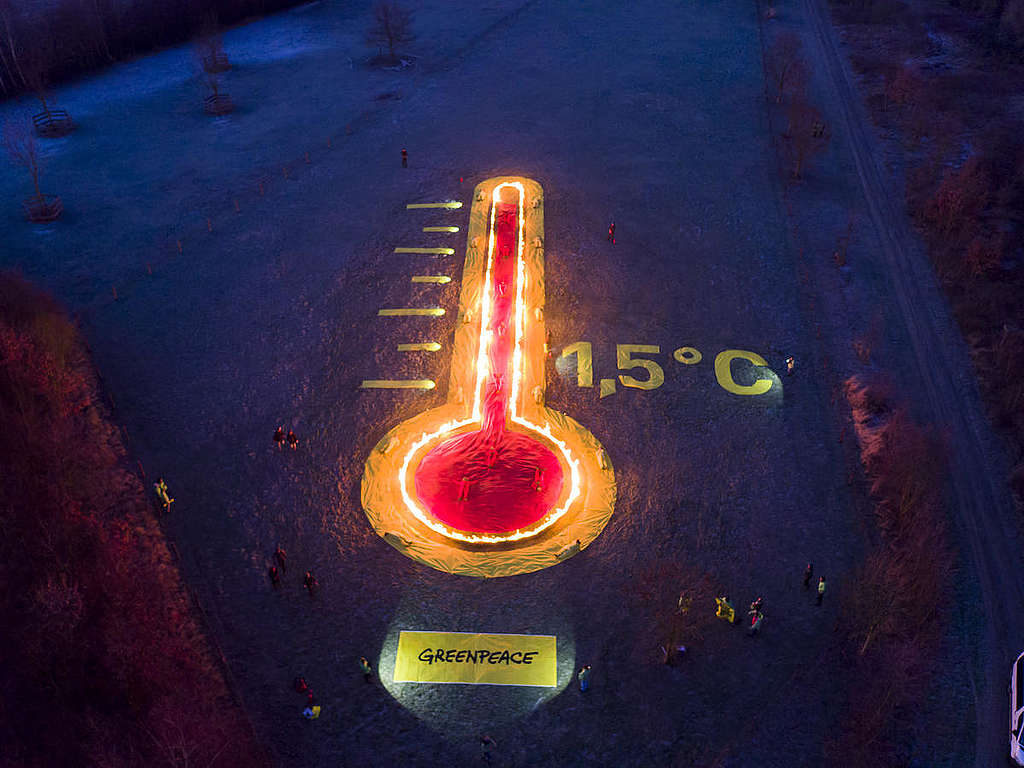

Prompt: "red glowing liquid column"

[413,186,564,534]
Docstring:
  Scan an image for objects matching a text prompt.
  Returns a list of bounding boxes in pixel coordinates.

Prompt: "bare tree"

[19,43,74,137]
[366,1,415,64]
[766,31,806,104]
[4,117,62,220]
[195,11,229,74]
[4,118,42,199]
[0,0,27,93]
[21,44,53,113]
[783,98,831,179]
[73,0,113,65]
[833,209,856,267]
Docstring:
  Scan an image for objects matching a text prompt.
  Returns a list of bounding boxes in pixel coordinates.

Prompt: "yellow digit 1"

[617,344,664,390]
[714,349,774,396]
[560,341,593,388]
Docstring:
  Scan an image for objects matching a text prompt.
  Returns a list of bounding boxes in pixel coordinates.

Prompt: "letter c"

[714,349,774,396]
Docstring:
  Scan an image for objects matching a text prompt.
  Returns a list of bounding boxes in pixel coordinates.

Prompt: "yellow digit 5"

[714,349,774,396]
[617,344,664,390]
[559,341,593,388]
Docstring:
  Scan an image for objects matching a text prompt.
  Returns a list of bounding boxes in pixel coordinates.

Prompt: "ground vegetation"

[0,0,305,98]
[827,376,953,767]
[365,1,416,65]
[828,0,1024,511]
[0,272,268,767]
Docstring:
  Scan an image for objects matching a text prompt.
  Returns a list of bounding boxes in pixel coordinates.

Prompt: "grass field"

[0,0,988,765]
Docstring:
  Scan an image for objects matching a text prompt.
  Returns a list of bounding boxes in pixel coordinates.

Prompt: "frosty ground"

[0,0,995,765]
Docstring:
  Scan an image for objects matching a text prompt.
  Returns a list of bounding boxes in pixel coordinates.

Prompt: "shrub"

[922,155,990,236]
[831,377,952,766]
[964,233,1004,277]
[765,31,807,104]
[782,97,831,179]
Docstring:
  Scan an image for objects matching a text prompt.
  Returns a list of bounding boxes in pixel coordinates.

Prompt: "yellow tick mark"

[360,380,436,390]
[411,276,451,284]
[395,247,455,255]
[398,342,442,352]
[378,308,446,317]
[422,226,460,233]
[406,202,463,209]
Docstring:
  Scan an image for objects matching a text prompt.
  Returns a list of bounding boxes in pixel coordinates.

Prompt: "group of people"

[803,562,828,605]
[273,426,300,450]
[713,563,829,638]
[294,676,321,720]
[267,544,318,597]
[296,657,374,721]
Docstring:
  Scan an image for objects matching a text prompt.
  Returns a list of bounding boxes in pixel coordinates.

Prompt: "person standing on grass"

[715,595,735,624]
[748,610,765,637]
[303,571,317,596]
[607,222,615,244]
[274,544,287,573]
[677,592,692,615]
[154,477,173,512]
[817,576,826,605]
[273,426,285,449]
[268,565,281,588]
[480,734,497,764]
[360,656,373,683]
[577,665,591,692]
[402,148,408,168]
[287,429,299,450]
[803,563,813,589]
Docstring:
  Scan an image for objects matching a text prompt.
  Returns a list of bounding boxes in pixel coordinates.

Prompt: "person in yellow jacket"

[153,477,173,512]
[715,595,735,624]
[817,576,827,605]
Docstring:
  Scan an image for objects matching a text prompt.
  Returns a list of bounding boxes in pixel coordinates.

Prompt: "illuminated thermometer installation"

[361,177,616,578]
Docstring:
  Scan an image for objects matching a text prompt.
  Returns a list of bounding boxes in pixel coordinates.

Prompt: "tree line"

[0,0,305,98]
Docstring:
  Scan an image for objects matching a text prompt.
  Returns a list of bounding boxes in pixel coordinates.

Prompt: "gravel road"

[800,0,1024,763]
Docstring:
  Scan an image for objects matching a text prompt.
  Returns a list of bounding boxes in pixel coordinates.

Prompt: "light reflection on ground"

[377,586,575,736]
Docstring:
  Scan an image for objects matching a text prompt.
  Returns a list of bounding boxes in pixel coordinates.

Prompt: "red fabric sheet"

[414,192,564,533]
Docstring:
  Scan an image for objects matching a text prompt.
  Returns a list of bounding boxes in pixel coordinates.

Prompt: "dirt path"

[800,0,1024,762]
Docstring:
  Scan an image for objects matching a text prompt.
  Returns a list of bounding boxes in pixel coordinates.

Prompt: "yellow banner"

[393,631,557,686]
